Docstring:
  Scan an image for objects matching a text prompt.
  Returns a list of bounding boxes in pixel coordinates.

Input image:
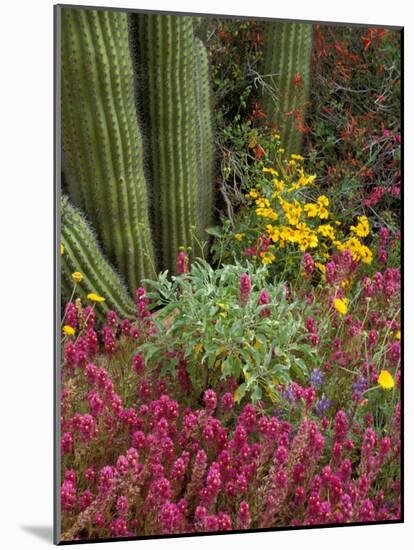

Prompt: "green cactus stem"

[194,37,215,233]
[260,22,312,154]
[61,7,155,292]
[61,197,136,320]
[130,14,214,272]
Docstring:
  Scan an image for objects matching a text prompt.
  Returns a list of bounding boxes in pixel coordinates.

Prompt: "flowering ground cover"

[58,8,402,543]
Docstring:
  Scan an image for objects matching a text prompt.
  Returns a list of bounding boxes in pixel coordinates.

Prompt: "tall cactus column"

[194,37,215,233]
[61,7,155,293]
[130,14,213,272]
[260,22,312,155]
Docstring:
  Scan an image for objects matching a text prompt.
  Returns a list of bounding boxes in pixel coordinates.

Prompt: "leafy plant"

[141,260,318,405]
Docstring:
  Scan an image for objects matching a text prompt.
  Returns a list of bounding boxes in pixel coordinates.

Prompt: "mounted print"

[54,4,403,544]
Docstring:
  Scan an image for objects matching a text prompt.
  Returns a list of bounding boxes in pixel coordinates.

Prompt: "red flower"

[254,144,265,160]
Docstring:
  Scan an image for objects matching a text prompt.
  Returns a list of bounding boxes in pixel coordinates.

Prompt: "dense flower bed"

[60,260,401,540]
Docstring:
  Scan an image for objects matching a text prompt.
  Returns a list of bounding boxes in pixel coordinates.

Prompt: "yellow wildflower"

[378,370,395,390]
[262,167,278,176]
[87,293,106,303]
[63,325,75,336]
[298,232,318,251]
[304,203,319,217]
[246,189,259,199]
[333,298,348,316]
[279,197,302,226]
[340,237,372,264]
[315,262,326,273]
[261,251,276,265]
[60,243,64,255]
[272,179,285,195]
[255,197,270,208]
[72,271,83,284]
[358,245,373,264]
[350,215,370,238]
[394,330,401,340]
[291,154,304,161]
[235,233,245,241]
[318,224,335,240]
[316,196,329,219]
[278,226,293,247]
[289,169,316,191]
[266,225,280,243]
[256,207,278,221]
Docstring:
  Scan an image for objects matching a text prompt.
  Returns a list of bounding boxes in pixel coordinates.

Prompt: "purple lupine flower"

[352,377,368,400]
[314,397,331,417]
[308,368,324,387]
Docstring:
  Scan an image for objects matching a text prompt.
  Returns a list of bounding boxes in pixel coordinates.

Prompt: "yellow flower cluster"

[288,167,316,192]
[260,251,276,265]
[255,197,278,221]
[278,197,302,226]
[350,215,370,238]
[303,196,329,219]
[266,223,318,252]
[238,145,373,270]
[338,237,373,264]
[317,224,335,240]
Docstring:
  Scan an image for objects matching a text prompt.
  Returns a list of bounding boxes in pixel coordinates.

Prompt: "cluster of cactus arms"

[61,8,156,293]
[61,7,215,290]
[61,197,136,320]
[60,7,312,306]
[260,22,313,154]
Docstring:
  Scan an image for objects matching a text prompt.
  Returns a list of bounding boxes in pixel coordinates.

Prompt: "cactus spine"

[61,197,136,320]
[260,22,312,154]
[61,7,155,293]
[130,14,214,272]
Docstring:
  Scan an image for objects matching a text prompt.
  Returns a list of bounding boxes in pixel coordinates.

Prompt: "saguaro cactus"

[61,197,136,320]
[61,7,155,293]
[260,22,312,154]
[130,14,214,272]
